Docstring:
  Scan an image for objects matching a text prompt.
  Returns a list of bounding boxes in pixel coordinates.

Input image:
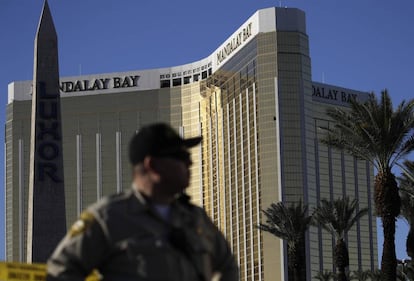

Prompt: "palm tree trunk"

[375,170,400,281]
[381,214,397,281]
[407,225,414,259]
[337,270,347,281]
[293,266,302,281]
[288,248,303,281]
[298,237,307,281]
[334,238,349,281]
[288,238,306,281]
[287,245,296,281]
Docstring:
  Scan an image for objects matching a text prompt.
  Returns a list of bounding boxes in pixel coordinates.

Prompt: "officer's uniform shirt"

[46,189,239,281]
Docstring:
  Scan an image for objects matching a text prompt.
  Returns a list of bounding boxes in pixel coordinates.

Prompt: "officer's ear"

[143,156,161,181]
[143,156,155,171]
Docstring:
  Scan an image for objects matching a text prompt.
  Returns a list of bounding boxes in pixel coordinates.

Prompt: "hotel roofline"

[8,6,367,108]
[8,7,309,103]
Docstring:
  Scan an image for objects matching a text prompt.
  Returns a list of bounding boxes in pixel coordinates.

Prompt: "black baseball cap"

[129,123,202,165]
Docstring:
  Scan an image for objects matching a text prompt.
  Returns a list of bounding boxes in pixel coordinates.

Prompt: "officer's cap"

[129,123,202,165]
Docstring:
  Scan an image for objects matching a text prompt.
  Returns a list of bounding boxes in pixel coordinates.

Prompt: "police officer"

[46,123,239,281]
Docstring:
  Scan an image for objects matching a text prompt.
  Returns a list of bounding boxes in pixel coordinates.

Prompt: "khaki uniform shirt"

[46,190,239,281]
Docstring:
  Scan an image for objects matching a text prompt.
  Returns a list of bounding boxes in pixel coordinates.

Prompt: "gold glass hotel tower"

[6,7,377,280]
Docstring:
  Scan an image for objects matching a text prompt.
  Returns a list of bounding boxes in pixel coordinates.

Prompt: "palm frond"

[350,269,371,281]
[321,90,414,173]
[314,270,334,281]
[313,197,368,239]
[258,201,312,243]
[367,269,382,281]
[399,161,414,224]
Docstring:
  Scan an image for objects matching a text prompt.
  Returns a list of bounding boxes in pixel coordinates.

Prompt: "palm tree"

[350,270,371,281]
[321,90,414,280]
[258,201,312,281]
[368,269,382,281]
[400,161,414,183]
[313,197,368,281]
[399,161,414,260]
[397,260,414,281]
[315,270,335,281]
[396,261,411,281]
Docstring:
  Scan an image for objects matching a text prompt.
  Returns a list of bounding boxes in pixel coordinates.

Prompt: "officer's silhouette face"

[150,149,192,195]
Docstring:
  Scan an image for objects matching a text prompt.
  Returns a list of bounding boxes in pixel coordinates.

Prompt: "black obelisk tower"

[27,0,66,263]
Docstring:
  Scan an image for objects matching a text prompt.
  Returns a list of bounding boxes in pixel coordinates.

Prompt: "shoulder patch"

[69,211,96,238]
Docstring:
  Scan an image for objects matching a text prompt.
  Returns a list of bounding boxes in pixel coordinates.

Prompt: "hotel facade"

[6,7,377,280]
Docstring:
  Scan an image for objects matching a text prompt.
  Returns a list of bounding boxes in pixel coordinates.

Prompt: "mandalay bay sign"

[59,75,140,93]
[216,22,253,65]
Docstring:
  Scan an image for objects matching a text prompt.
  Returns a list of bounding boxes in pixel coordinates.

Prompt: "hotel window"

[193,74,200,82]
[183,76,191,84]
[172,78,182,87]
[208,68,212,76]
[202,71,207,79]
[160,80,171,88]
[315,119,330,140]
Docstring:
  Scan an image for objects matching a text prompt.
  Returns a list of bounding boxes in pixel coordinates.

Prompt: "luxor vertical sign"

[35,82,62,183]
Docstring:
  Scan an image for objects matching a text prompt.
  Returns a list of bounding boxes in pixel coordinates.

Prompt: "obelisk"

[27,0,66,263]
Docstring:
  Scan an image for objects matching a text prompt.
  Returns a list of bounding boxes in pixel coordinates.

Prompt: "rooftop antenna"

[322,72,325,83]
[79,64,82,76]
[279,0,282,7]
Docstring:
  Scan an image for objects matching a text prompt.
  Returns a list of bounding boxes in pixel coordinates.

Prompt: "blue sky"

[0,0,413,265]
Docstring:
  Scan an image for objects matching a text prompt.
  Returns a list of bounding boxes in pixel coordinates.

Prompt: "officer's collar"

[129,188,192,217]
[129,189,195,228]
[133,189,148,205]
[129,187,174,213]
[129,189,151,214]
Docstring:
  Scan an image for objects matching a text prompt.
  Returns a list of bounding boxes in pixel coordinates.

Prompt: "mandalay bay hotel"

[6,7,377,280]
